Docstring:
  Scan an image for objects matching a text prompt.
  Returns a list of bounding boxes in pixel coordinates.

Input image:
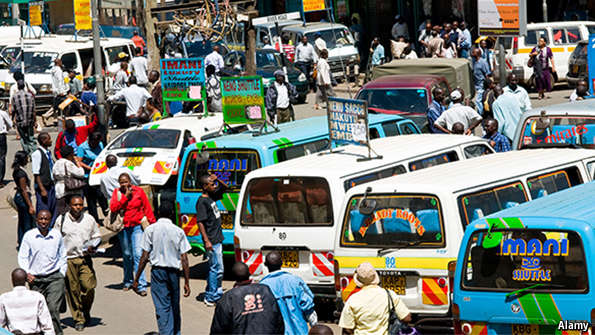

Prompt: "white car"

[88,114,229,201]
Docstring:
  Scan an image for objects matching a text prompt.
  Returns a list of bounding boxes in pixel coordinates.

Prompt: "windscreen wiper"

[377,239,423,257]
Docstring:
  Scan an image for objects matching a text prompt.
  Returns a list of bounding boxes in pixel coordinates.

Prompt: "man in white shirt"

[314,32,327,54]
[204,45,224,75]
[18,210,67,335]
[315,49,333,110]
[54,196,100,331]
[0,105,11,186]
[503,73,531,113]
[205,65,222,113]
[391,15,409,40]
[129,47,149,86]
[295,36,318,91]
[265,70,298,124]
[434,90,483,134]
[100,154,140,200]
[0,268,55,335]
[50,59,69,112]
[108,76,151,127]
[112,62,129,92]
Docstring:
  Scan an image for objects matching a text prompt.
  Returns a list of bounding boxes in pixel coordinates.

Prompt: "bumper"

[307,283,336,299]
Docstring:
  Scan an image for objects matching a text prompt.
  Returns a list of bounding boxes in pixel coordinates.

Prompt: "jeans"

[151,267,181,335]
[205,243,223,302]
[0,133,6,183]
[118,225,147,291]
[475,86,485,116]
[17,125,36,155]
[14,192,35,247]
[35,185,57,227]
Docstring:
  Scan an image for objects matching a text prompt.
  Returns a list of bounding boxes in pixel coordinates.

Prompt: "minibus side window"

[566,28,580,44]
[381,122,399,137]
[463,144,493,158]
[370,128,380,139]
[61,52,77,71]
[458,182,529,226]
[527,167,583,199]
[552,28,568,45]
[398,122,418,135]
[343,165,406,191]
[525,29,547,45]
[276,139,329,162]
[409,151,458,171]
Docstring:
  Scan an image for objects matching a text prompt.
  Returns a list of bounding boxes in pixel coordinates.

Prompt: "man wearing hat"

[265,70,298,124]
[434,89,482,135]
[339,262,411,334]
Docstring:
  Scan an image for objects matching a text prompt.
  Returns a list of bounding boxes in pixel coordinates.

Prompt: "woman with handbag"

[12,150,35,249]
[110,173,156,297]
[530,37,556,100]
[52,145,85,217]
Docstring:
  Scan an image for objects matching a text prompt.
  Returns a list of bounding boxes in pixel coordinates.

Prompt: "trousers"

[30,271,65,335]
[65,257,96,325]
[35,185,57,227]
[151,267,181,335]
[17,124,36,155]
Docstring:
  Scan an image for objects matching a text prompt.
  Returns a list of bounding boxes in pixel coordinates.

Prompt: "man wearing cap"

[434,89,482,135]
[339,262,411,335]
[265,70,298,124]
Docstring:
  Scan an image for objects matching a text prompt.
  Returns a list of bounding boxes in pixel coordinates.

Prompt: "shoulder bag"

[104,191,124,232]
[64,162,87,192]
[386,289,405,335]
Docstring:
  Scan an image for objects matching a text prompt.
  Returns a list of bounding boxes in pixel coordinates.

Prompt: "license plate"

[380,274,406,295]
[123,157,144,167]
[221,213,233,230]
[512,324,539,335]
[279,250,299,268]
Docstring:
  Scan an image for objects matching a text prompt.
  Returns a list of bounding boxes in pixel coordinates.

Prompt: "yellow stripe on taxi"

[334,256,455,270]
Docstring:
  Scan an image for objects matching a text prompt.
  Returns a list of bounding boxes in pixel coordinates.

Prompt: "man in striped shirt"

[0,268,54,335]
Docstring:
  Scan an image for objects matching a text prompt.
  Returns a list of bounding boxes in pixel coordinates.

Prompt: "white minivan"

[333,148,595,332]
[500,21,595,84]
[233,135,494,299]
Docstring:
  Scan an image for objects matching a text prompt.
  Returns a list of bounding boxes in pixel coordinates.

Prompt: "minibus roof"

[245,134,490,179]
[526,21,595,29]
[481,181,595,227]
[524,98,595,117]
[346,149,595,195]
[6,35,131,53]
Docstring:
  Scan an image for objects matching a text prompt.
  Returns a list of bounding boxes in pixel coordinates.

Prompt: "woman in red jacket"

[110,173,156,296]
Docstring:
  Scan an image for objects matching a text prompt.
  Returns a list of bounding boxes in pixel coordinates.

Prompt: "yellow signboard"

[74,0,92,30]
[303,0,325,12]
[29,5,42,26]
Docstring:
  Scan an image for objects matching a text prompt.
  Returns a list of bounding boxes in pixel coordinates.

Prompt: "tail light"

[234,235,241,262]
[448,261,457,293]
[513,37,518,54]
[334,259,341,291]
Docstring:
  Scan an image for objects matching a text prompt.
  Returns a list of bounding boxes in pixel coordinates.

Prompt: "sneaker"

[203,299,216,307]
[75,323,85,332]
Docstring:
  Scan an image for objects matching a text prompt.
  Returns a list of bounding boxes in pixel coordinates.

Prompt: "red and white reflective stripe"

[312,252,334,277]
[241,250,263,276]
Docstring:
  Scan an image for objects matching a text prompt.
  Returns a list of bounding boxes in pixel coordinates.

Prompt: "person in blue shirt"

[427,87,446,133]
[76,132,106,222]
[80,78,97,113]
[260,251,317,335]
[458,21,472,58]
[472,48,492,116]
[370,37,385,66]
[483,118,511,152]
[491,85,522,141]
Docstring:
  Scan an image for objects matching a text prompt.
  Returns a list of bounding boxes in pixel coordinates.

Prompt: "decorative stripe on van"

[180,214,199,236]
[335,256,455,270]
[312,252,334,277]
[518,293,562,324]
[421,277,448,305]
[272,137,294,148]
[517,47,565,54]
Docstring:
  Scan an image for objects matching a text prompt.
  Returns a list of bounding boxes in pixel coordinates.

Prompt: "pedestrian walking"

[12,151,35,249]
[391,15,409,40]
[530,37,555,100]
[280,34,295,63]
[76,132,107,223]
[483,118,511,152]
[481,78,497,120]
[458,22,472,58]
[54,113,99,159]
[205,65,222,114]
[10,80,36,155]
[0,268,55,335]
[210,262,284,335]
[110,173,156,296]
[107,76,152,128]
[131,31,146,55]
[113,62,129,92]
[260,251,317,335]
[265,70,298,124]
[427,87,446,133]
[492,85,522,141]
[442,33,457,58]
[196,174,228,306]
[294,36,318,91]
[54,195,100,331]
[146,70,166,119]
[50,59,69,112]
[314,32,327,54]
[471,48,492,115]
[67,70,83,97]
[0,103,11,185]
[17,210,67,335]
[433,90,482,135]
[479,39,494,72]
[370,37,385,66]
[314,49,334,110]
[130,47,149,87]
[32,132,57,224]
[204,45,224,74]
[503,73,531,113]
[133,201,191,335]
[339,262,411,334]
[99,154,140,200]
[53,145,85,217]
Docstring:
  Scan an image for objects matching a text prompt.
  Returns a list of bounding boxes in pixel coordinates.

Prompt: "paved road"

[0,84,573,334]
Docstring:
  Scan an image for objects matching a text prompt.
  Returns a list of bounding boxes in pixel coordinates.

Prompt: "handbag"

[386,289,405,335]
[104,191,124,232]
[64,163,87,192]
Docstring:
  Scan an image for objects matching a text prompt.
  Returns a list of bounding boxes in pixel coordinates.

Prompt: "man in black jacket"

[210,262,284,335]
[265,70,298,125]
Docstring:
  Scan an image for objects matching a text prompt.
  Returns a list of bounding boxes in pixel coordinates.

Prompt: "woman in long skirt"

[530,37,556,99]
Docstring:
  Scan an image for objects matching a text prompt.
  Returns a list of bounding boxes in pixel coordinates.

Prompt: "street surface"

[0,85,573,334]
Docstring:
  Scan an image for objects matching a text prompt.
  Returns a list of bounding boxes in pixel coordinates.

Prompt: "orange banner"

[74,0,92,30]
[478,0,521,35]
[29,5,42,26]
[303,0,325,12]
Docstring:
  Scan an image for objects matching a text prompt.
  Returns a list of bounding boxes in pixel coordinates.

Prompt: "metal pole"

[498,39,507,87]
[91,0,107,128]
[542,0,547,22]
[20,24,24,74]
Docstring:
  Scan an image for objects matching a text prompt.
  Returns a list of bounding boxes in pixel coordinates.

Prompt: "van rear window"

[527,167,582,199]
[409,151,458,171]
[240,177,333,226]
[340,194,445,248]
[459,182,529,226]
[461,229,587,292]
[182,149,261,192]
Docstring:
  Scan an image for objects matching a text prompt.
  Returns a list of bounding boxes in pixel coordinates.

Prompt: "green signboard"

[221,76,266,124]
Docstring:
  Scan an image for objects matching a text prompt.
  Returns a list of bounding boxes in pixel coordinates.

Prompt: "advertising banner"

[74,0,92,30]
[220,76,266,124]
[160,58,205,115]
[303,0,326,13]
[29,3,42,26]
[478,0,526,36]
[327,97,368,147]
[588,34,595,95]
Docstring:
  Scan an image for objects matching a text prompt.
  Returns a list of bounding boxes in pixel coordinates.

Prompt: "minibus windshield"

[108,129,180,150]
[461,229,587,292]
[240,177,333,226]
[518,116,595,149]
[340,194,445,248]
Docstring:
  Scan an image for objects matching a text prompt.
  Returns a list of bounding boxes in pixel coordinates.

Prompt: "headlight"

[40,84,51,93]
[298,73,306,82]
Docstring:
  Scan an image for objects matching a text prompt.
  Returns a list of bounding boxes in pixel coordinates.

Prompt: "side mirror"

[357,187,376,215]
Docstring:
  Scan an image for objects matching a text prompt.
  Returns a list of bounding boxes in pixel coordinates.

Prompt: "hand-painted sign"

[513,257,551,282]
[500,237,568,256]
[478,0,527,36]
[327,97,369,147]
[220,76,266,124]
[29,2,43,26]
[303,0,326,12]
[358,208,426,237]
[74,0,92,30]
[160,58,206,116]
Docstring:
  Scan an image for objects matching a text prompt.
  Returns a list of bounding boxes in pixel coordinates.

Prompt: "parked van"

[512,99,595,150]
[500,21,595,84]
[333,149,595,332]
[254,19,302,48]
[0,35,135,111]
[282,22,359,81]
[234,135,494,299]
[177,114,421,254]
[453,181,595,335]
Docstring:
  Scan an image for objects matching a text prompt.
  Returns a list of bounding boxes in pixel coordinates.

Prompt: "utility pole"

[244,9,259,75]
[91,0,107,128]
[143,0,159,70]
[542,0,547,22]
